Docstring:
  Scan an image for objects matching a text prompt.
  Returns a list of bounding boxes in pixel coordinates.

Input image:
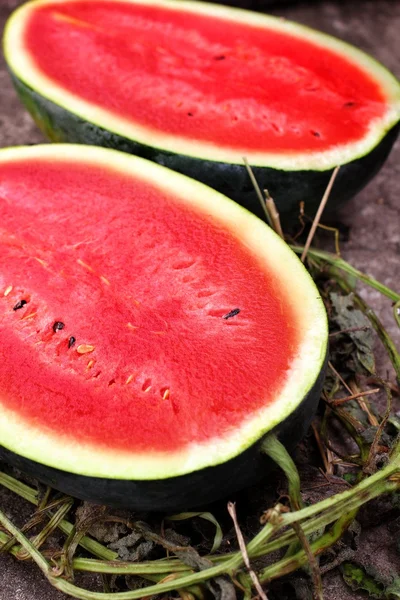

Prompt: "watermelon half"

[0,144,327,510]
[3,0,400,225]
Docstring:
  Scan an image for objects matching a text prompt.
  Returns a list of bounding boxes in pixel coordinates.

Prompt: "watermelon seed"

[108,379,116,386]
[3,285,13,297]
[161,387,170,400]
[86,360,95,370]
[311,130,321,138]
[344,101,356,108]
[125,374,135,385]
[142,378,152,392]
[77,344,95,354]
[223,308,241,320]
[187,112,193,117]
[68,336,76,348]
[214,55,225,60]
[13,300,27,311]
[52,321,65,332]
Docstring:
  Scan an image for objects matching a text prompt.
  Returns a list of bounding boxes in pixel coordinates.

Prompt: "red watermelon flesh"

[0,150,302,458]
[20,0,389,155]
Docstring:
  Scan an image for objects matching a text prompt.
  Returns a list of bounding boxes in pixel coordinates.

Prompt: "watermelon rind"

[0,144,327,508]
[7,74,400,226]
[3,0,400,224]
[0,369,325,510]
[4,0,400,169]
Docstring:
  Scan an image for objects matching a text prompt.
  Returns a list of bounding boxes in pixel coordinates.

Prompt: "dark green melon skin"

[11,73,400,228]
[0,353,327,511]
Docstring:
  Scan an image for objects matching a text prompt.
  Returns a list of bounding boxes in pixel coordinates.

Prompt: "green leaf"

[387,578,400,598]
[261,434,303,511]
[330,292,375,374]
[341,561,385,598]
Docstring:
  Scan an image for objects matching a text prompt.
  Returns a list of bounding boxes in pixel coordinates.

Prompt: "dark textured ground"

[0,1,399,598]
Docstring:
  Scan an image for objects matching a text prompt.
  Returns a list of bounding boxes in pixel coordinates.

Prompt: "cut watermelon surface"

[5,0,399,168]
[20,2,389,155]
[4,0,400,228]
[0,145,327,508]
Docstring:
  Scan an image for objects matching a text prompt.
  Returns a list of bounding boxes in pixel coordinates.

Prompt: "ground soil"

[0,1,399,599]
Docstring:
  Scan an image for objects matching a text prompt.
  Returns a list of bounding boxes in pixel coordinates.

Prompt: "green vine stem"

[258,509,359,584]
[290,246,400,304]
[16,499,73,561]
[0,472,117,561]
[1,439,399,599]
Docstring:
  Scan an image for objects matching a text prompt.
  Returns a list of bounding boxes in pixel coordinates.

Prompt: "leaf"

[330,292,375,374]
[108,532,152,561]
[387,578,400,598]
[342,565,400,600]
[345,400,375,430]
[387,416,400,434]
[208,576,236,600]
[341,561,385,598]
[135,520,212,572]
[166,512,223,553]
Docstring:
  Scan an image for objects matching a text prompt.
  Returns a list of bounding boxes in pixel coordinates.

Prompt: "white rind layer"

[0,144,328,480]
[3,0,400,170]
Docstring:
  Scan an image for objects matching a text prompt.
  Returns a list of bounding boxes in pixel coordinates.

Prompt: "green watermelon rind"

[7,73,400,226]
[4,0,400,169]
[3,0,400,225]
[0,144,328,494]
[0,362,326,510]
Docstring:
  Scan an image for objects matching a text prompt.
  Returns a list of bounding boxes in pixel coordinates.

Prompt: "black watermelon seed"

[53,321,65,332]
[68,336,76,348]
[223,308,241,320]
[13,300,27,311]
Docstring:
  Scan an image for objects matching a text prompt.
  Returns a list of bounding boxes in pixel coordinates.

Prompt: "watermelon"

[4,0,400,226]
[0,144,327,510]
